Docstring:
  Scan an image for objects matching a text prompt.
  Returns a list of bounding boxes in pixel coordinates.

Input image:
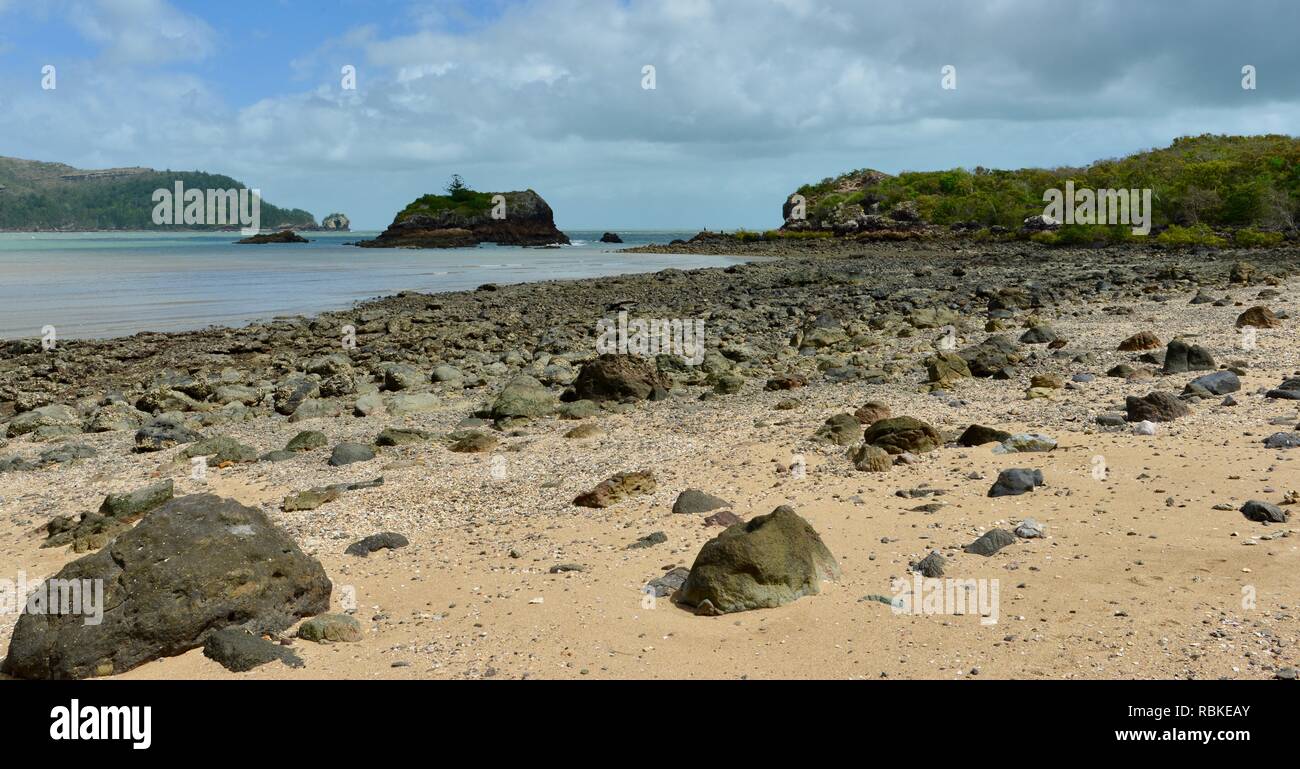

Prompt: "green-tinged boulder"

[863,416,943,454]
[677,506,840,615]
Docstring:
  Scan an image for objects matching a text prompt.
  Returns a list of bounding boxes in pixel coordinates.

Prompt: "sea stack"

[357,188,569,249]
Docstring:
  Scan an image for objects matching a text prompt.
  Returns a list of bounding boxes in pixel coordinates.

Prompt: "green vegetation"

[1155,224,1229,248]
[794,135,1300,235]
[0,157,315,231]
[397,176,495,221]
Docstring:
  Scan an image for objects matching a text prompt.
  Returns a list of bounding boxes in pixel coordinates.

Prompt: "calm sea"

[0,230,737,340]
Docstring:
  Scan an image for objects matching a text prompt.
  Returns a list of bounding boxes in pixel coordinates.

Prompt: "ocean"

[0,230,737,340]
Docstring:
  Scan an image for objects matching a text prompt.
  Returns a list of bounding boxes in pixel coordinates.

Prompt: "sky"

[0,0,1297,230]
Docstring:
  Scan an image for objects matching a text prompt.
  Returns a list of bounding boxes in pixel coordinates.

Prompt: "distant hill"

[0,157,317,231]
[784,134,1300,237]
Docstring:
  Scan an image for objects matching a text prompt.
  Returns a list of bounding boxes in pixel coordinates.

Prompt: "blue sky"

[1,0,1298,230]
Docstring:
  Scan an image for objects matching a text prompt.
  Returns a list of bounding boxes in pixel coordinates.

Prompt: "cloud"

[67,0,215,64]
[0,0,1297,228]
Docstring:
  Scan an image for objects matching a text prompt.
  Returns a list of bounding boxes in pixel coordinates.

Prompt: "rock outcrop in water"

[321,212,350,231]
[357,188,568,249]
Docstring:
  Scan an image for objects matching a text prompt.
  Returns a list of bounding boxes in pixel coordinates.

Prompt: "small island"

[236,229,309,244]
[356,176,569,249]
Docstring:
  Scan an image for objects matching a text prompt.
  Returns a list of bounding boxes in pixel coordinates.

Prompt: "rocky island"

[356,177,568,249]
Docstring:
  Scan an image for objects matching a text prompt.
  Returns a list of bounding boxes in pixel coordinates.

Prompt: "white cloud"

[0,0,1297,229]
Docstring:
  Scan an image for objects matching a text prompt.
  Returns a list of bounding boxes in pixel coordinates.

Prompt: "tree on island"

[446,175,468,194]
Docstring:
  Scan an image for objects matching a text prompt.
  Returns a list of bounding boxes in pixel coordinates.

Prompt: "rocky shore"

[2,239,1299,679]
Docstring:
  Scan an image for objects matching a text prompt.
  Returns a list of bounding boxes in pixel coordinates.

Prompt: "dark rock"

[572,355,669,402]
[1161,338,1215,374]
[2,494,331,679]
[328,442,375,466]
[964,528,1017,556]
[862,416,943,454]
[1240,500,1288,524]
[573,470,656,508]
[1126,391,1191,422]
[672,489,730,514]
[203,628,304,672]
[988,468,1044,497]
[345,531,410,557]
[957,424,1013,447]
[913,551,945,578]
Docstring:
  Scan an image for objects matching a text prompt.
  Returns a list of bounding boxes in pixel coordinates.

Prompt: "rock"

[321,212,350,231]
[1266,378,1300,400]
[356,189,569,249]
[1095,412,1127,427]
[1118,331,1161,351]
[1126,391,1191,422]
[386,392,438,416]
[1240,500,1288,524]
[449,431,498,453]
[431,364,464,384]
[281,487,342,512]
[677,506,840,614]
[236,229,308,244]
[1184,370,1240,396]
[599,232,623,243]
[913,551,945,578]
[813,413,861,445]
[564,423,602,439]
[182,435,259,464]
[285,430,328,452]
[765,374,807,391]
[557,400,600,419]
[1263,432,1300,449]
[87,402,149,432]
[672,489,731,514]
[1029,373,1063,389]
[1236,306,1281,329]
[1132,420,1158,436]
[297,614,362,643]
[383,363,426,391]
[375,427,430,447]
[1014,518,1045,538]
[627,531,668,549]
[853,401,891,424]
[926,352,971,385]
[862,416,943,454]
[99,480,173,520]
[964,528,1017,556]
[203,628,303,672]
[988,468,1044,497]
[572,355,669,402]
[1161,338,1215,374]
[133,414,202,452]
[1019,324,1057,344]
[2,494,331,679]
[328,442,375,466]
[490,375,558,419]
[573,470,656,508]
[6,404,78,437]
[345,532,410,556]
[959,335,1023,377]
[994,433,1057,454]
[354,392,385,416]
[645,567,690,598]
[957,424,1013,447]
[851,443,892,472]
[1230,260,1256,283]
[704,510,743,527]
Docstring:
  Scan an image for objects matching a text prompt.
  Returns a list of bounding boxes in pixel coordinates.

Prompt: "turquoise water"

[0,230,732,339]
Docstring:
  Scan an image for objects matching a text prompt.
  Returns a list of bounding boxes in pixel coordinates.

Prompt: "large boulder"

[677,506,840,614]
[3,494,331,679]
[862,416,943,454]
[571,354,669,402]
